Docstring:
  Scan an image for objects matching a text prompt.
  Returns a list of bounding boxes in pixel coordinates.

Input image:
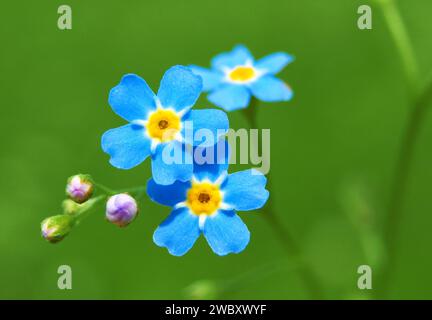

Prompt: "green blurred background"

[1,0,432,299]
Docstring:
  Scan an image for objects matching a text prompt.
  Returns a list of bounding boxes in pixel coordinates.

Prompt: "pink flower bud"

[66,175,93,204]
[41,215,74,243]
[106,193,138,227]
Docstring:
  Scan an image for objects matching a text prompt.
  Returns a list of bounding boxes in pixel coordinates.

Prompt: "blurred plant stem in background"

[242,98,324,299]
[184,258,295,299]
[340,182,384,272]
[376,0,419,97]
[377,0,432,295]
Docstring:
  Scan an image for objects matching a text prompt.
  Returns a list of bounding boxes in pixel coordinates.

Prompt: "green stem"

[218,258,296,296]
[73,194,107,225]
[94,182,116,195]
[74,182,146,224]
[381,78,432,294]
[377,0,420,98]
[378,0,432,295]
[243,98,258,128]
[96,180,147,197]
[116,186,147,195]
[242,98,324,299]
[261,190,324,298]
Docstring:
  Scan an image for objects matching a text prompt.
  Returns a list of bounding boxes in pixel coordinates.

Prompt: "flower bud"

[106,193,138,227]
[184,280,219,300]
[41,215,74,243]
[66,174,93,204]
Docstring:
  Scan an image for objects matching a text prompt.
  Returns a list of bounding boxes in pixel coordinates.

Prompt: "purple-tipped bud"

[41,215,74,243]
[106,193,138,227]
[66,174,93,204]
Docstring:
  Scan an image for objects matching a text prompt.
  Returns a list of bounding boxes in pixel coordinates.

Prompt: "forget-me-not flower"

[190,45,294,111]
[101,66,229,185]
[147,140,269,256]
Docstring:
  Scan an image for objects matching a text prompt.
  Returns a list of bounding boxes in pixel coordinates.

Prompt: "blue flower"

[189,45,294,111]
[101,66,229,185]
[147,141,269,256]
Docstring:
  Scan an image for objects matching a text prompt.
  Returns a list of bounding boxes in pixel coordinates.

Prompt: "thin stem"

[116,186,147,195]
[73,182,146,225]
[94,182,116,195]
[377,0,420,97]
[378,0,432,295]
[184,258,296,299]
[243,98,258,128]
[218,258,297,296]
[261,186,324,298]
[382,78,432,294]
[242,98,324,299]
[95,179,147,197]
[73,194,107,225]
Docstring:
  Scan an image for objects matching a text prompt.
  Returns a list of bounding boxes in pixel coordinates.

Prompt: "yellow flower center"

[146,109,181,142]
[187,182,222,215]
[229,66,256,82]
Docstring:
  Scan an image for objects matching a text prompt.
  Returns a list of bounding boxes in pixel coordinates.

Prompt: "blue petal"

[250,75,293,102]
[146,178,190,207]
[101,124,152,169]
[189,65,223,91]
[208,84,251,111]
[203,210,250,256]
[255,52,294,75]
[211,45,254,71]
[182,109,229,147]
[153,207,200,256]
[222,169,269,211]
[151,141,193,185]
[193,139,230,182]
[157,65,203,112]
[108,74,156,122]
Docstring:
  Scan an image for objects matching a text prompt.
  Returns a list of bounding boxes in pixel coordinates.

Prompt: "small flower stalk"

[62,199,81,215]
[106,193,138,227]
[41,215,75,244]
[66,174,94,204]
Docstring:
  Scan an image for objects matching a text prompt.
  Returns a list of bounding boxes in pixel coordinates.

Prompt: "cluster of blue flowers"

[102,45,293,256]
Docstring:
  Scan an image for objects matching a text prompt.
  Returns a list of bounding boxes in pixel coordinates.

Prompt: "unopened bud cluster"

[41,174,95,243]
[41,174,140,243]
